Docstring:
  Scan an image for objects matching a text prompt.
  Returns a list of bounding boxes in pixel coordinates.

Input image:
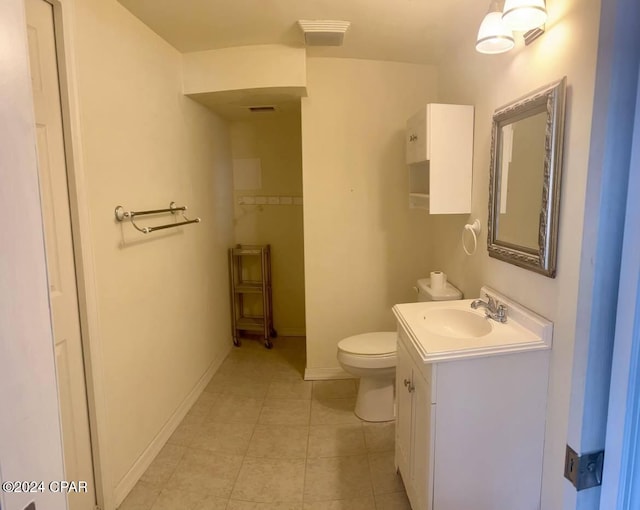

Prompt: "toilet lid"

[338,332,397,356]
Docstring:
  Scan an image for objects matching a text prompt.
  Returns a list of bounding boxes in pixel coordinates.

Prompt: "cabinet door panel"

[412,372,433,510]
[395,340,413,478]
[428,104,474,214]
[406,108,427,164]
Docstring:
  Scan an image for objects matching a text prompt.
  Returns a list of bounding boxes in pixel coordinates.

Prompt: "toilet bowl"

[337,332,397,422]
[336,278,463,423]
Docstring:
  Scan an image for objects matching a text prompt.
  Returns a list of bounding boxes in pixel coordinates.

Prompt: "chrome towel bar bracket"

[114,201,201,234]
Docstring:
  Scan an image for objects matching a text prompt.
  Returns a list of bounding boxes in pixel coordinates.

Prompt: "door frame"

[40,0,113,508]
[569,0,640,507]
[599,67,640,508]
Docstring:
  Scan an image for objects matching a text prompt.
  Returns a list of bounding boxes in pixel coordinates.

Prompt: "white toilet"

[337,278,462,422]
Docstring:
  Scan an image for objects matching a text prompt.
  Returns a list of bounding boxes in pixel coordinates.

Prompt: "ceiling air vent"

[297,20,351,46]
[249,106,276,113]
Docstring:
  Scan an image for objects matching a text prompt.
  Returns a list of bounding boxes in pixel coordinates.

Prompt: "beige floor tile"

[307,424,366,458]
[304,455,373,502]
[368,451,404,495]
[270,337,307,350]
[190,421,255,455]
[267,379,313,399]
[247,424,309,459]
[206,372,271,398]
[218,352,281,378]
[303,495,376,510]
[374,491,411,510]
[140,444,186,484]
[231,457,305,503]
[259,398,311,426]
[175,392,220,428]
[117,481,161,510]
[143,338,414,509]
[207,394,264,424]
[167,421,200,447]
[169,448,243,498]
[227,500,302,509]
[312,380,357,400]
[271,360,305,380]
[362,422,396,453]
[149,488,228,510]
[310,398,361,425]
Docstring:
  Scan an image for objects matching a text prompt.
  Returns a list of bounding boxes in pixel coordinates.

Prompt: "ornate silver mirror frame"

[487,77,567,278]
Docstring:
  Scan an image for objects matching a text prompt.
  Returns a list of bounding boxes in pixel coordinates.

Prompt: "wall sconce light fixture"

[476,0,547,54]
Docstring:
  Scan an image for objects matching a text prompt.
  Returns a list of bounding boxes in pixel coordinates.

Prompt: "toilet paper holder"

[462,219,481,256]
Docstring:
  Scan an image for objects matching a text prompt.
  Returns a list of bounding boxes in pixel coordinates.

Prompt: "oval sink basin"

[421,309,492,338]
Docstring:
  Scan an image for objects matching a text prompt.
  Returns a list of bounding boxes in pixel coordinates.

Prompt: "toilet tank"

[416,278,463,302]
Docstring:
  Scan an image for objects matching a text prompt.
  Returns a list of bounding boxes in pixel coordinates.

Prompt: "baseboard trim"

[277,328,306,337]
[304,367,354,381]
[114,345,230,506]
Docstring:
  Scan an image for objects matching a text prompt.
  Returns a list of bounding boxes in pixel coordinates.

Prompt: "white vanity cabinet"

[405,104,474,213]
[394,322,550,510]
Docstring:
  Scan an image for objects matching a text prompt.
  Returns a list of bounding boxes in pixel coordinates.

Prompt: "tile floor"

[118,337,410,510]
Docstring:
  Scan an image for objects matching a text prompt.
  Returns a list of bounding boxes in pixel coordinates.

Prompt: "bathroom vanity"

[393,287,552,510]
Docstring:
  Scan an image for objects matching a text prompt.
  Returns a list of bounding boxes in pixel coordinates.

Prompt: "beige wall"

[433,0,600,507]
[231,111,306,335]
[183,44,306,95]
[301,58,438,372]
[72,0,234,494]
[0,1,67,508]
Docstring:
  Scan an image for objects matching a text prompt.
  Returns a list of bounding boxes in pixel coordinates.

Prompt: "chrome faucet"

[471,295,508,323]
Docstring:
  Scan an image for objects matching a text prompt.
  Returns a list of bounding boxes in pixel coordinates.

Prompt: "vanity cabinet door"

[411,371,433,510]
[395,339,413,479]
[396,338,435,510]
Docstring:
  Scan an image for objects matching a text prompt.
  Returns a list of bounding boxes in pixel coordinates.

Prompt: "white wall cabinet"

[405,104,474,213]
[395,326,549,510]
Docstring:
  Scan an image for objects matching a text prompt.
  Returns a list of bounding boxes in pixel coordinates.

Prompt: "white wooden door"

[25,1,96,509]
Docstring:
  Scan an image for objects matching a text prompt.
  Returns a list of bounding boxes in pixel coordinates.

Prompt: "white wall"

[0,1,67,509]
[231,110,306,336]
[71,0,234,498]
[301,58,438,373]
[433,0,601,508]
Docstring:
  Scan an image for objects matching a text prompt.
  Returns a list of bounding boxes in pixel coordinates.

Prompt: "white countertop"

[392,286,553,363]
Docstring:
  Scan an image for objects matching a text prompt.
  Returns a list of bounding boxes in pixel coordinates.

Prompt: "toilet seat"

[337,332,397,369]
[338,332,397,355]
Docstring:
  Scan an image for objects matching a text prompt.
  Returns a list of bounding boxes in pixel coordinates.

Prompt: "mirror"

[487,78,566,278]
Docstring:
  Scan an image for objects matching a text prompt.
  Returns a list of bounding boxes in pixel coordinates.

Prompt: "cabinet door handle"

[403,378,415,393]
[409,134,418,142]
